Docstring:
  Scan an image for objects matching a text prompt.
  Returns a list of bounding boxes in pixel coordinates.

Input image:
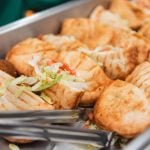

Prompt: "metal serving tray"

[0,0,110,149]
[2,0,150,150]
[0,0,109,57]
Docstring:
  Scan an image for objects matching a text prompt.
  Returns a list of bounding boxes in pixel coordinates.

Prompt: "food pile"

[0,0,150,141]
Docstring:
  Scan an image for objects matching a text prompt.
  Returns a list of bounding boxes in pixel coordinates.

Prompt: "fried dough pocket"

[111,29,150,64]
[6,38,112,106]
[6,38,55,56]
[90,5,129,29]
[109,0,150,29]
[6,38,59,76]
[94,80,150,138]
[126,62,150,100]
[6,51,59,76]
[5,38,83,109]
[60,18,150,64]
[80,46,138,80]
[61,18,114,49]
[0,70,53,111]
[58,50,112,105]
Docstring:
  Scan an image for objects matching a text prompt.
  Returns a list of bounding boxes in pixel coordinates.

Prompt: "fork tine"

[0,110,79,124]
[0,110,79,117]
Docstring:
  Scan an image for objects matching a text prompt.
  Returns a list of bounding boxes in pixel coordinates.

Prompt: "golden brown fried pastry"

[94,80,150,138]
[6,38,112,106]
[111,29,150,63]
[6,38,55,56]
[5,58,83,109]
[58,50,112,105]
[138,20,150,39]
[90,5,129,29]
[61,18,113,49]
[61,18,150,63]
[0,70,54,111]
[0,60,18,77]
[5,39,84,109]
[126,62,150,101]
[133,0,150,10]
[45,83,83,109]
[80,45,138,80]
[109,0,150,29]
[6,38,58,76]
[40,34,86,51]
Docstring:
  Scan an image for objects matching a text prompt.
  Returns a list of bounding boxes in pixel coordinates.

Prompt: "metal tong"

[0,120,113,148]
[0,109,113,148]
[0,109,80,124]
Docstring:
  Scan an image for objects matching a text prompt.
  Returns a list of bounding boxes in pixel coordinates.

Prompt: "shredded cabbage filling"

[0,57,87,103]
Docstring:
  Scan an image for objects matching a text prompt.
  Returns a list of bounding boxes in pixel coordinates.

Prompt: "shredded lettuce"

[9,144,20,150]
[44,63,62,74]
[1,57,87,97]
[11,75,27,85]
[32,74,62,92]
[24,77,38,85]
[60,71,83,82]
[28,55,42,76]
[40,92,53,104]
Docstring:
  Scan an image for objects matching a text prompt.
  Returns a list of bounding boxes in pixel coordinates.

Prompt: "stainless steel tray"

[0,0,109,57]
[0,0,110,149]
[0,0,149,150]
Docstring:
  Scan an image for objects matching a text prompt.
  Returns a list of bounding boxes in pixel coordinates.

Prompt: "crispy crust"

[138,20,150,39]
[6,38,58,76]
[133,0,150,10]
[6,38,55,56]
[5,39,84,109]
[90,5,129,29]
[45,83,83,109]
[58,50,112,105]
[0,60,18,77]
[81,46,138,80]
[40,34,86,51]
[61,18,113,49]
[90,5,104,20]
[94,80,150,138]
[109,0,150,29]
[111,29,150,63]
[61,18,150,64]
[126,62,150,101]
[0,70,54,111]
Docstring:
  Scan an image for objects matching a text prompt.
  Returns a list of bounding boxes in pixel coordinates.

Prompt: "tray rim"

[0,0,95,34]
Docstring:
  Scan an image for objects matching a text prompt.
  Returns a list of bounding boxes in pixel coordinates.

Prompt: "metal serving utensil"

[0,109,80,124]
[0,122,113,148]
